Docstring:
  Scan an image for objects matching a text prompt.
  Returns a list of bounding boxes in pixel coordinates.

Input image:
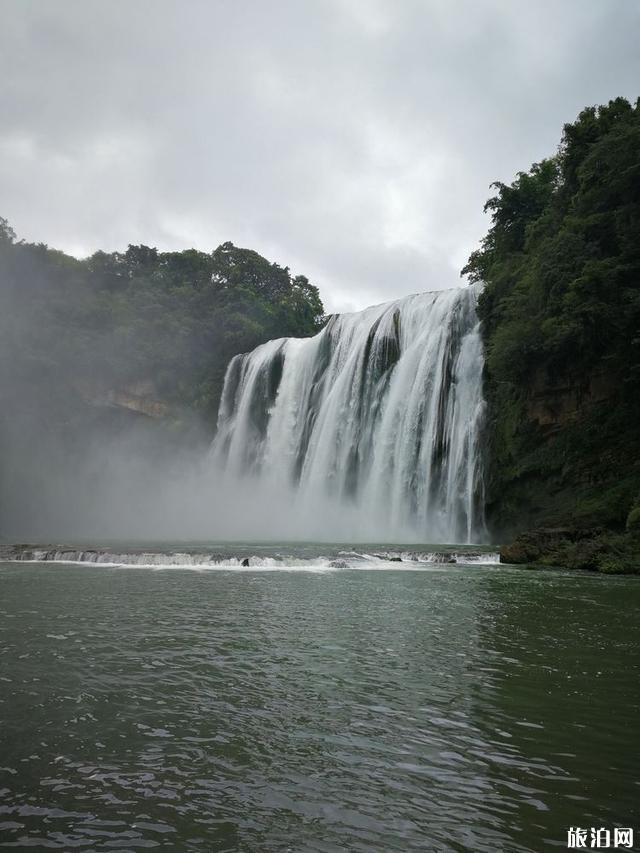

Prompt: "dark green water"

[0,560,638,851]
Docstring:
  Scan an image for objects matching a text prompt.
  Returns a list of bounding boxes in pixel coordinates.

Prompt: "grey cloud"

[1,0,638,311]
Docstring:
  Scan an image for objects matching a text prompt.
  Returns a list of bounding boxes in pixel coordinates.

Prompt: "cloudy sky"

[1,1,638,312]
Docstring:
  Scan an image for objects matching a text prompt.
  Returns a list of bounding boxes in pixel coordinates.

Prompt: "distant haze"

[1,0,639,311]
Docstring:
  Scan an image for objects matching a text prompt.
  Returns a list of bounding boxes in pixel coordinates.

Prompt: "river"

[0,554,637,851]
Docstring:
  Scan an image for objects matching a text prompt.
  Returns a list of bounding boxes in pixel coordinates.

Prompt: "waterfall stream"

[211,286,486,543]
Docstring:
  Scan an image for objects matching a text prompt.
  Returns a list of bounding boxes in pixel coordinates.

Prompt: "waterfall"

[211,286,486,543]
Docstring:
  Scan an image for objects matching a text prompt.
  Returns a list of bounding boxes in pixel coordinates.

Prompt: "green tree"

[464,97,640,560]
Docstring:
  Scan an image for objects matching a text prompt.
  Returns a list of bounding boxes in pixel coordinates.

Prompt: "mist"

[1,400,380,543]
[0,231,246,543]
[0,292,382,546]
[0,390,412,545]
[0,220,328,544]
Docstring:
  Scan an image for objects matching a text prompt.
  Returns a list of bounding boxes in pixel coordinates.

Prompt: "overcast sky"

[1,1,638,312]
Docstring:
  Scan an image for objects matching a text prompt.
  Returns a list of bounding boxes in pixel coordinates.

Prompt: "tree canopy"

[0,225,325,424]
[464,96,640,386]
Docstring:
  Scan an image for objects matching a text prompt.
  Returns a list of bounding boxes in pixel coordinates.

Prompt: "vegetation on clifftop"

[0,220,324,425]
[464,97,640,572]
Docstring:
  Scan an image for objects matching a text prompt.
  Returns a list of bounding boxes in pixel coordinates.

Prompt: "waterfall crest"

[211,286,486,543]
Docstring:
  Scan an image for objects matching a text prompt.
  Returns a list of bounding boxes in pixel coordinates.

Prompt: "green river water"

[0,556,638,851]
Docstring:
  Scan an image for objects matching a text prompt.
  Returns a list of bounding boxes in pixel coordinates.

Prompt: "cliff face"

[525,367,615,433]
[483,361,635,519]
[76,379,172,421]
[480,358,640,572]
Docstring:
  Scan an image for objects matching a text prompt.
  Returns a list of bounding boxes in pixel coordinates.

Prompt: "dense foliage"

[0,220,324,425]
[464,97,640,571]
[0,224,325,536]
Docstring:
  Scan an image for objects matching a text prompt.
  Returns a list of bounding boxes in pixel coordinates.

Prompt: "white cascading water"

[211,285,486,543]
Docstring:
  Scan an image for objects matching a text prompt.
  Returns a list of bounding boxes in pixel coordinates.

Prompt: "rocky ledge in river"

[1,544,494,566]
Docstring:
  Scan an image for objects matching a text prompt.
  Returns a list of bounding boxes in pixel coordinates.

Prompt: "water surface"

[0,557,638,851]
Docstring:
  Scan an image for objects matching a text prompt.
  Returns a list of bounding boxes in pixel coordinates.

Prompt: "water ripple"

[0,560,638,851]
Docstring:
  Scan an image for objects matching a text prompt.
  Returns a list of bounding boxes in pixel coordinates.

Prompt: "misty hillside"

[0,220,324,422]
[0,222,324,538]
